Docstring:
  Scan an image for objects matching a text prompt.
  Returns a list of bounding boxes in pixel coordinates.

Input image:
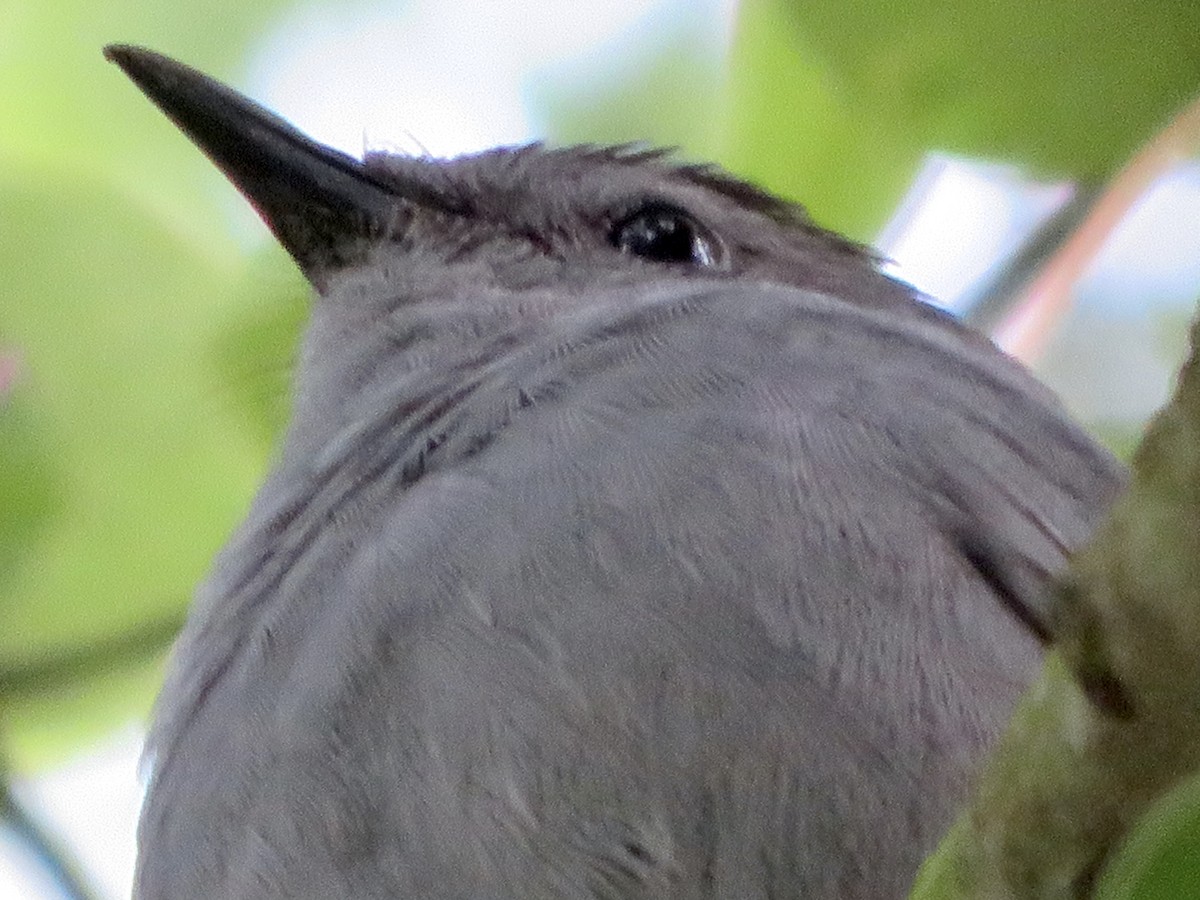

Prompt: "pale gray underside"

[135,280,1123,899]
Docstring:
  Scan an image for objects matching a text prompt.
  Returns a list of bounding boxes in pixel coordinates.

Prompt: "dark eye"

[610,203,719,267]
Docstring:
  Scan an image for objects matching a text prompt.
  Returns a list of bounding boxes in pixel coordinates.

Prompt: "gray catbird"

[106,45,1125,900]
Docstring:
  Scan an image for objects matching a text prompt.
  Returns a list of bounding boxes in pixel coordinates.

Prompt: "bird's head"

[105,45,957,456]
[104,45,908,309]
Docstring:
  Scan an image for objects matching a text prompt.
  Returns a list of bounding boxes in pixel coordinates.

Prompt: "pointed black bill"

[104,44,419,288]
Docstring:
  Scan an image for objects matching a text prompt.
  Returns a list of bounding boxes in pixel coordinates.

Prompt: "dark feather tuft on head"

[533,143,876,260]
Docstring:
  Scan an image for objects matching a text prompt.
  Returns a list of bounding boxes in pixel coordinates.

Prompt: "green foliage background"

[1,0,1198,895]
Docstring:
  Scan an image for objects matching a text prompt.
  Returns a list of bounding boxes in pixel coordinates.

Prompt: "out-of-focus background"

[2,1,1199,897]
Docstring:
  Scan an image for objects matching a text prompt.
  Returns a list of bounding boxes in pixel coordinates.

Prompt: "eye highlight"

[609,203,720,267]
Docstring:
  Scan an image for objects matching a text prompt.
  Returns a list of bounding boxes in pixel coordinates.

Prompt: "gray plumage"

[107,46,1125,900]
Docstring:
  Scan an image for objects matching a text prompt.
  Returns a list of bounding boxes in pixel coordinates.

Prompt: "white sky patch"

[0,833,64,900]
[878,154,1074,310]
[880,156,1200,319]
[1078,163,1200,313]
[1,726,144,900]
[245,0,738,160]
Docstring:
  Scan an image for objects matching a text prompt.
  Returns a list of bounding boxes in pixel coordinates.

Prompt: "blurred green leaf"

[722,0,1200,237]
[1097,770,1200,900]
[533,18,727,161]
[0,0,300,766]
[0,165,272,764]
[0,380,66,595]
